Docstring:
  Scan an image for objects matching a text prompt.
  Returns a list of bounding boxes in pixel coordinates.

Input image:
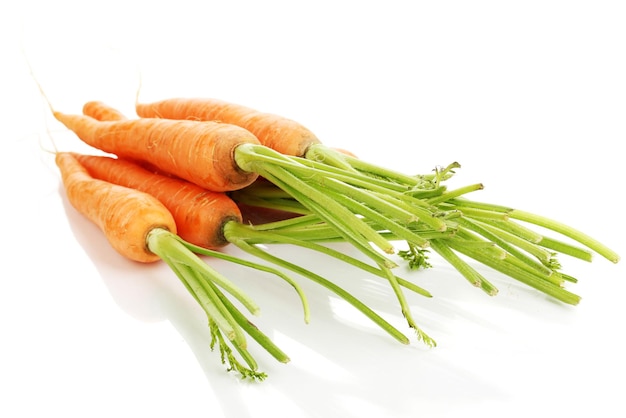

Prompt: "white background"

[2,1,625,417]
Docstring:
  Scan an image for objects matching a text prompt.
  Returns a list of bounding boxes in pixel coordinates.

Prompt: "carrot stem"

[222,221,433,298]
[205,278,290,365]
[429,240,499,296]
[254,163,397,266]
[182,231,312,325]
[147,228,260,316]
[535,236,594,262]
[207,318,267,380]
[509,209,620,264]
[305,144,431,187]
[448,242,582,305]
[450,198,619,263]
[143,228,294,379]
[226,238,411,345]
[456,217,556,278]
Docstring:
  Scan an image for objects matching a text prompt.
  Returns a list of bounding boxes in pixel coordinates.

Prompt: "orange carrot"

[71,150,433,345]
[135,97,321,157]
[56,151,298,379]
[83,100,127,121]
[73,152,243,250]
[55,152,176,263]
[52,112,261,192]
[54,102,454,341]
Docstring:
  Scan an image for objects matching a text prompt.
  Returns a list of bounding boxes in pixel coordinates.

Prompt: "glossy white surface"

[2,1,625,417]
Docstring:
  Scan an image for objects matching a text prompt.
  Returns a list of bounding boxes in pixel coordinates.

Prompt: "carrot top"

[231,158,621,307]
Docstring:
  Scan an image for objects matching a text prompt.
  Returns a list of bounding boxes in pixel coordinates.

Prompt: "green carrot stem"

[322,188,432,248]
[190,264,249,349]
[223,221,432,297]
[430,240,499,296]
[146,229,248,346]
[302,145,416,192]
[536,235,594,262]
[304,144,360,173]
[470,217,543,243]
[450,198,620,263]
[452,227,564,287]
[230,193,311,215]
[246,213,323,232]
[206,278,291,364]
[456,217,556,277]
[240,206,436,336]
[247,155,399,262]
[165,261,239,343]
[179,234,311,324]
[228,238,411,345]
[470,218,561,269]
[426,183,485,205]
[438,204,510,221]
[509,209,620,264]
[148,228,260,316]
[208,319,267,380]
[307,144,448,186]
[448,242,582,305]
[371,191,450,232]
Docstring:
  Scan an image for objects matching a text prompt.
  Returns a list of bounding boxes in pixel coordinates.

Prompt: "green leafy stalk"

[509,209,620,264]
[205,277,290,365]
[430,239,499,296]
[450,198,620,264]
[179,234,311,325]
[145,228,292,380]
[258,163,398,266]
[448,241,582,305]
[208,319,267,381]
[223,221,433,298]
[225,237,412,345]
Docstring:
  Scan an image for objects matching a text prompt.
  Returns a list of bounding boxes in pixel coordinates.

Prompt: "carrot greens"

[230,157,619,307]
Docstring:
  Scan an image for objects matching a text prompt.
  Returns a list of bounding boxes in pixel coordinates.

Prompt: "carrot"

[136,97,320,157]
[53,111,261,192]
[72,150,437,346]
[133,97,362,176]
[55,151,176,263]
[52,105,441,266]
[83,100,303,223]
[83,100,127,121]
[60,101,550,344]
[55,151,294,380]
[51,109,417,268]
[73,152,242,250]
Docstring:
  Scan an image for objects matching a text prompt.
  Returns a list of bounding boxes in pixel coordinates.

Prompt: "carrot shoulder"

[55,152,177,263]
[135,97,321,157]
[53,112,261,192]
[74,153,243,250]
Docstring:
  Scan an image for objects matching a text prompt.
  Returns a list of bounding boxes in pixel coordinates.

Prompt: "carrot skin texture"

[55,152,177,263]
[135,97,321,157]
[83,101,127,121]
[53,112,261,192]
[74,153,243,249]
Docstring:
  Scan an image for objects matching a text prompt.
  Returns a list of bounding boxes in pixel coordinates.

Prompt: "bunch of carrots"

[44,95,620,381]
